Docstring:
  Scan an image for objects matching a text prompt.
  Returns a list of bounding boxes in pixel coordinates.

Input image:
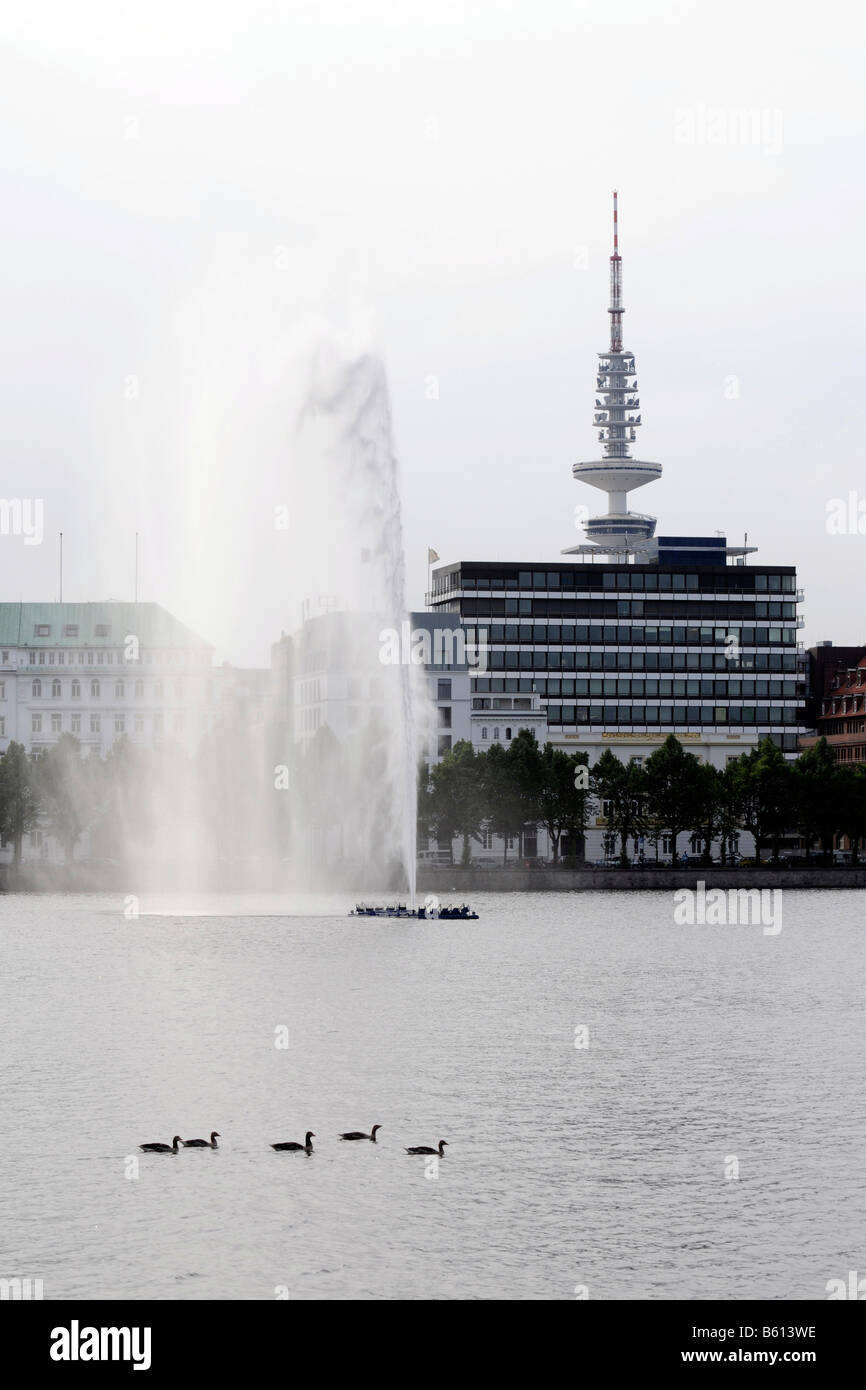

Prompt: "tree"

[643,735,704,863]
[692,763,723,867]
[32,733,97,864]
[537,744,585,863]
[505,729,544,858]
[480,742,525,864]
[836,761,866,864]
[792,737,839,861]
[0,741,40,865]
[731,738,793,864]
[715,761,743,864]
[591,749,646,865]
[562,751,591,863]
[429,740,484,865]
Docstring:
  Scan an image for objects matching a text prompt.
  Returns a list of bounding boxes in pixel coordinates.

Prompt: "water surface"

[0,889,863,1300]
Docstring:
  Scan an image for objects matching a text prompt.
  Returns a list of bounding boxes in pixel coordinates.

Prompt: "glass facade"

[431,561,806,753]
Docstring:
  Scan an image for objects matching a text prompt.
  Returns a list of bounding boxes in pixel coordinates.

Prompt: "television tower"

[565,192,662,555]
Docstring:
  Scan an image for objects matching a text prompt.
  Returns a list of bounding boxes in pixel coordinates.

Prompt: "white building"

[0,602,217,759]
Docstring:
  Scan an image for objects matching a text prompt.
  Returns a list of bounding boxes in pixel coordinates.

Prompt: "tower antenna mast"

[609,189,623,354]
[564,190,662,557]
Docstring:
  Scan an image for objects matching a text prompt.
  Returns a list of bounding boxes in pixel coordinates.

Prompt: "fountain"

[106,279,432,901]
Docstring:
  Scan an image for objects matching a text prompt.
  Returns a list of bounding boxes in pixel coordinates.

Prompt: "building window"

[29,652,36,665]
[51,679,61,698]
[32,714,42,733]
[71,679,80,698]
[35,624,50,637]
[505,727,512,739]
[95,624,110,637]
[437,679,451,700]
[494,727,500,740]
[134,679,144,698]
[91,680,100,698]
[481,726,488,740]
[134,714,144,733]
[115,680,125,698]
[154,713,163,735]
[438,706,452,729]
[437,735,452,756]
[51,713,62,733]
[90,715,100,734]
[115,715,125,734]
[64,625,79,637]
[0,716,5,736]
[71,714,81,734]
[0,682,4,700]
[32,678,41,697]
[154,680,164,699]
[1,651,7,662]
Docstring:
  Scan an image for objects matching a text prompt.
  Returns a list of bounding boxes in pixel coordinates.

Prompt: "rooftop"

[0,602,212,649]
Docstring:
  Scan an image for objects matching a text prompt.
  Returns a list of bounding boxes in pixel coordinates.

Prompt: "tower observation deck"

[565,191,662,557]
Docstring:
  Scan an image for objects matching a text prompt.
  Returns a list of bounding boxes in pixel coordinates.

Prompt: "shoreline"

[1,864,865,893]
[418,865,866,892]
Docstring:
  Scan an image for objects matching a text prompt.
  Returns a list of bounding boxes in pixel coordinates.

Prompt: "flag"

[427,547,440,563]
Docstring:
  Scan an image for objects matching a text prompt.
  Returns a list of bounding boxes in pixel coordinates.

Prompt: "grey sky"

[0,0,862,664]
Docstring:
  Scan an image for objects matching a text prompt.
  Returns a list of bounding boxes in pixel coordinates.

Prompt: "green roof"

[0,603,211,649]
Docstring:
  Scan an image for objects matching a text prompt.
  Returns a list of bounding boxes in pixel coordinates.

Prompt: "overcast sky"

[1,0,862,664]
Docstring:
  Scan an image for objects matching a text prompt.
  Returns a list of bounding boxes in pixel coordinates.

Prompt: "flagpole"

[426,547,440,610]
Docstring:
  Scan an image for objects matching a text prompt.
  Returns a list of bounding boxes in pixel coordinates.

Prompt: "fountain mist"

[108,271,432,900]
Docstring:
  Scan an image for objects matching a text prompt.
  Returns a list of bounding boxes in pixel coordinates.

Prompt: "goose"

[271,1131,315,1153]
[339,1125,382,1142]
[183,1131,220,1149]
[406,1140,448,1156]
[140,1136,182,1154]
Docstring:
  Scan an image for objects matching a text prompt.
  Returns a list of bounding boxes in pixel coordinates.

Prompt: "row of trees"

[0,735,182,865]
[420,733,864,866]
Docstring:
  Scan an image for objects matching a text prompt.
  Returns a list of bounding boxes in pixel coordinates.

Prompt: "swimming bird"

[339,1125,382,1142]
[183,1131,220,1149]
[271,1131,315,1153]
[140,1136,182,1154]
[406,1140,448,1156]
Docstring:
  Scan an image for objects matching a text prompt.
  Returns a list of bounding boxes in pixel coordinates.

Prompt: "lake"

[1,888,863,1300]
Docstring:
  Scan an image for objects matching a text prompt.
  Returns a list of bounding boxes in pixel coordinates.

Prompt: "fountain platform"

[349,903,478,920]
